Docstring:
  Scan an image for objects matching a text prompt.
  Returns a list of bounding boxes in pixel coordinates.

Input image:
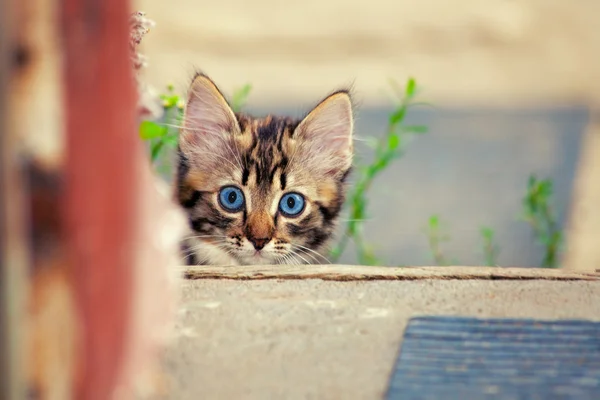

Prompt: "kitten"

[176,73,353,265]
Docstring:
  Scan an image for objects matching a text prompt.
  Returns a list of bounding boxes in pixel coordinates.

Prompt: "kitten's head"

[176,73,353,265]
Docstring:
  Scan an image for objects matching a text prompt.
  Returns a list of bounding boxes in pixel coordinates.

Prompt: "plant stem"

[331,79,426,264]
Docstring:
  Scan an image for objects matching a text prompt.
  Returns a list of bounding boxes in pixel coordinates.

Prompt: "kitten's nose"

[245,211,275,251]
[249,237,270,251]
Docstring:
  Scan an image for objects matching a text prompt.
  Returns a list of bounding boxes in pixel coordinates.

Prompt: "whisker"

[338,218,372,223]
[202,151,240,171]
[287,249,311,265]
[185,238,230,247]
[181,243,231,261]
[275,253,287,265]
[291,244,331,264]
[156,123,185,129]
[182,238,231,254]
[279,252,294,266]
[217,247,238,261]
[284,253,298,266]
[186,234,230,240]
[351,136,375,143]
[179,252,197,264]
[290,247,320,264]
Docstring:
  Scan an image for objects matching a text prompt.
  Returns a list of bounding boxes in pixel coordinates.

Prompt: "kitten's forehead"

[235,114,299,190]
[238,114,298,144]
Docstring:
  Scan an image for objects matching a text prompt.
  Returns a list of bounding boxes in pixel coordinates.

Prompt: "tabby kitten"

[176,73,353,265]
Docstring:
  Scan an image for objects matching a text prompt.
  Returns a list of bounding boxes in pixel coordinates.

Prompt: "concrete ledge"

[165,273,600,399]
[182,265,600,281]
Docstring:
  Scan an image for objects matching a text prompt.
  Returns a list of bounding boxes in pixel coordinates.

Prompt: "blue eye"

[218,186,245,212]
[279,193,305,217]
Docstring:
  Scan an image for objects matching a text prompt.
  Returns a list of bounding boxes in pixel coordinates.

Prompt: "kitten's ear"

[295,91,354,175]
[180,73,240,150]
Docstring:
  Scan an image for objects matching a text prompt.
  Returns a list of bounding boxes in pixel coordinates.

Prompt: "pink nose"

[249,237,270,250]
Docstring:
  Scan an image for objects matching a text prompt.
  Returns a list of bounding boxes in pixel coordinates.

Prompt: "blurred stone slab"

[163,266,600,399]
[138,0,600,107]
[241,105,587,268]
[565,111,600,272]
[387,316,600,399]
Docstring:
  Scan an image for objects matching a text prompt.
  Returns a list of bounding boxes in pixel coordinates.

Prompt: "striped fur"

[176,73,353,265]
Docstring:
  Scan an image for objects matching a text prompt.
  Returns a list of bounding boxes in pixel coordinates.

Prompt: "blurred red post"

[61,0,139,398]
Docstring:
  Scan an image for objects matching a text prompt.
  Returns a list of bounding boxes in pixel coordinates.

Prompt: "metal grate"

[386,316,600,400]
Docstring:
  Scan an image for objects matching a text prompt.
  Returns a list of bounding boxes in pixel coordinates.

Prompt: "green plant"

[422,215,452,265]
[140,79,426,265]
[231,84,252,113]
[139,85,182,175]
[329,78,428,264]
[521,175,563,268]
[419,175,564,268]
[425,176,562,268]
[480,226,499,266]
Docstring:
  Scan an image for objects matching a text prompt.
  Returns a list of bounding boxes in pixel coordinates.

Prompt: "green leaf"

[139,121,168,140]
[389,107,406,125]
[164,134,179,146]
[388,134,400,150]
[160,94,180,109]
[539,180,552,198]
[348,220,357,235]
[405,78,416,97]
[403,125,428,134]
[330,75,431,266]
[527,175,537,191]
[231,84,252,112]
[150,140,165,162]
[480,226,494,240]
[361,251,380,266]
[329,247,341,259]
[428,215,439,228]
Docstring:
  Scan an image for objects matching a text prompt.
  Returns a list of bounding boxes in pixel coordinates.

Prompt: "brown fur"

[176,73,353,265]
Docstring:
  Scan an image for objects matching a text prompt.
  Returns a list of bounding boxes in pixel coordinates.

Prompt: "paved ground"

[163,277,600,399]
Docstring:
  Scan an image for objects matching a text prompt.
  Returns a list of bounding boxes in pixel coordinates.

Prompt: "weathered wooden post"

[1,0,183,398]
[61,0,139,397]
[1,0,29,397]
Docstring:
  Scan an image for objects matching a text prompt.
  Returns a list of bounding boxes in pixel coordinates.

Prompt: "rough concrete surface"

[163,279,600,399]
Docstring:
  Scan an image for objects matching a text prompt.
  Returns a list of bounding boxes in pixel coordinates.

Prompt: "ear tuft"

[180,74,239,151]
[294,91,354,175]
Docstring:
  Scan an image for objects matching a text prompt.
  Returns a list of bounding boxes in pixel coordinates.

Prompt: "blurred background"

[136,0,600,267]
